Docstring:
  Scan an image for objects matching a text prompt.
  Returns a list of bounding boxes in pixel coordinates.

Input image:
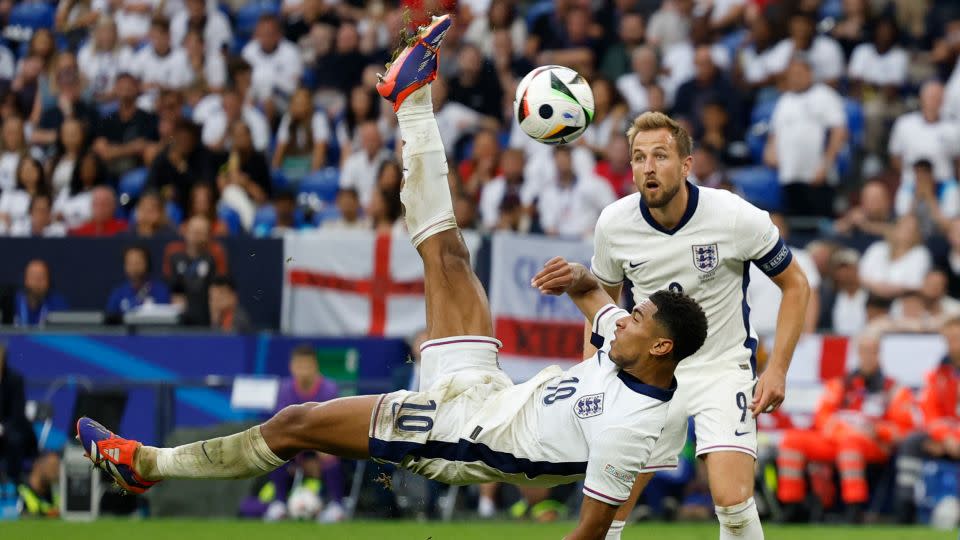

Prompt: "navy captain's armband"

[754,238,793,277]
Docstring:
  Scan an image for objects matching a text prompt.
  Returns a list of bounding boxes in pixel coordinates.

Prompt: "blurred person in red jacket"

[69,185,127,236]
[893,316,960,523]
[776,331,915,521]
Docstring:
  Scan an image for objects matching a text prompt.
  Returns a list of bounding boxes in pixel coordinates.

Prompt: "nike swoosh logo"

[629,261,647,268]
[734,430,751,437]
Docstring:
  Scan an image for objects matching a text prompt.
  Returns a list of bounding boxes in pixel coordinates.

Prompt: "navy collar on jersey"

[617,370,677,402]
[638,181,699,235]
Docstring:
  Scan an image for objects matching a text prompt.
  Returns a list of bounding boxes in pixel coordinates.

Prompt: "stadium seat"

[298,167,340,203]
[166,201,183,226]
[3,2,55,43]
[844,98,865,150]
[235,0,279,40]
[118,168,149,203]
[729,166,782,211]
[251,205,277,237]
[218,205,244,236]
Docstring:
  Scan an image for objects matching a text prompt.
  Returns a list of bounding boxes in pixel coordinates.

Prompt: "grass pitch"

[3,519,955,540]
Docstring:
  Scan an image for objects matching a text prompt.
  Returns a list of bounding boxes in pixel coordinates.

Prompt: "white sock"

[141,426,286,480]
[716,497,764,539]
[605,519,625,539]
[395,84,456,247]
[478,495,496,518]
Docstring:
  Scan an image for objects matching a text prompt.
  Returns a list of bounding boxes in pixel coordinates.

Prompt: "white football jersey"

[463,305,673,505]
[591,183,792,375]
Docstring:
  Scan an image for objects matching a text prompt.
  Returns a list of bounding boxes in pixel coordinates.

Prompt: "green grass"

[3,520,955,540]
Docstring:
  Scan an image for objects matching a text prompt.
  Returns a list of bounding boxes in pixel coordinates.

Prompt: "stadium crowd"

[1,0,960,527]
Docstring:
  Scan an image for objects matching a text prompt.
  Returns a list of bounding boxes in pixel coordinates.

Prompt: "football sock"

[136,426,286,481]
[716,497,764,539]
[604,519,625,539]
[395,84,457,247]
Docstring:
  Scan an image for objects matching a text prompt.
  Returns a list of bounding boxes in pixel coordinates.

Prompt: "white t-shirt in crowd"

[660,41,731,102]
[78,44,136,97]
[8,218,66,237]
[894,178,960,219]
[130,46,194,89]
[339,148,392,208]
[0,44,15,81]
[171,9,233,53]
[944,57,960,122]
[537,174,617,239]
[767,36,846,82]
[770,83,846,184]
[748,247,820,338]
[276,111,331,148]
[888,111,960,185]
[0,152,21,192]
[53,190,93,228]
[0,189,32,224]
[832,288,868,336]
[435,101,482,156]
[189,52,228,90]
[114,0,159,43]
[739,44,785,85]
[696,0,745,24]
[241,40,303,103]
[615,74,654,115]
[847,43,908,87]
[858,242,931,291]
[201,106,271,152]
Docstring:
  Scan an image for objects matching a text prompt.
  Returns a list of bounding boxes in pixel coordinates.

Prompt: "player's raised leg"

[704,451,763,539]
[377,13,493,342]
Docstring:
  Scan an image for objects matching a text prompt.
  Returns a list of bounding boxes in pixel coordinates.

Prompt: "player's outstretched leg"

[76,395,379,493]
[377,14,493,342]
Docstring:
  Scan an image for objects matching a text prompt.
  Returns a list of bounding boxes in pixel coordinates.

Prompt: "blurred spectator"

[829,0,872,57]
[697,99,749,166]
[55,0,101,45]
[848,16,908,155]
[0,42,11,85]
[129,17,194,94]
[171,0,233,54]
[283,0,340,44]
[92,73,159,178]
[946,52,960,122]
[217,122,272,230]
[433,76,498,158]
[449,44,504,121]
[179,183,230,237]
[0,158,50,231]
[464,1,526,58]
[833,180,893,252]
[183,28,228,94]
[9,193,66,238]
[673,46,743,138]
[313,21,367,94]
[53,152,108,229]
[375,159,402,193]
[335,85,381,161]
[0,115,26,192]
[10,34,55,118]
[164,215,228,326]
[687,146,724,189]
[128,191,175,238]
[594,136,635,198]
[266,191,300,236]
[114,0,160,46]
[768,12,845,86]
[537,146,616,239]
[646,0,693,50]
[895,158,960,237]
[70,186,127,237]
[47,118,87,198]
[17,451,60,517]
[77,17,134,103]
[201,87,270,153]
[0,345,37,482]
[736,15,783,90]
[923,269,960,322]
[888,81,960,188]
[208,274,252,333]
[939,218,960,299]
[826,248,868,336]
[322,187,369,231]
[859,214,932,299]
[192,58,254,124]
[106,244,171,318]
[30,58,98,151]
[454,193,479,230]
[894,316,960,523]
[617,45,666,115]
[242,15,303,112]
[272,87,330,180]
[776,332,915,523]
[764,56,847,217]
[536,6,600,77]
[581,78,629,157]
[748,213,821,338]
[368,185,403,234]
[459,129,501,198]
[341,121,391,209]
[148,118,215,211]
[600,12,646,82]
[14,259,68,327]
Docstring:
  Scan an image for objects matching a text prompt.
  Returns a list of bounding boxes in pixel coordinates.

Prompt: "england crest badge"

[575,393,604,418]
[692,244,719,273]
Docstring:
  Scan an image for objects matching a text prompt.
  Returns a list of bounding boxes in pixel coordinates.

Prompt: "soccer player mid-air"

[587,111,812,540]
[76,15,708,539]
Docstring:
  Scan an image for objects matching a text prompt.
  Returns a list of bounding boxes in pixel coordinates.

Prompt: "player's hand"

[751,367,786,418]
[531,256,576,295]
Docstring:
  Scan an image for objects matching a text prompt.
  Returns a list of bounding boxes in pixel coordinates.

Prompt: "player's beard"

[642,178,682,209]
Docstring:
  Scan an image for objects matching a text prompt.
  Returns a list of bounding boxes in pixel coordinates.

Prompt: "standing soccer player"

[588,112,810,540]
[76,16,710,539]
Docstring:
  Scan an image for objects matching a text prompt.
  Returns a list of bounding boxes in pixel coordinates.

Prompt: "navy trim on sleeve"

[590,332,605,350]
[753,238,793,277]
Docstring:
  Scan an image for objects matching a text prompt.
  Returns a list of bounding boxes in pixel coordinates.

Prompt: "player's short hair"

[626,111,693,158]
[648,290,708,363]
[291,343,316,361]
[150,16,170,32]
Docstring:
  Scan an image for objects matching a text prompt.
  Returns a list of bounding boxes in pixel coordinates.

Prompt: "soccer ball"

[514,65,595,145]
[286,486,323,520]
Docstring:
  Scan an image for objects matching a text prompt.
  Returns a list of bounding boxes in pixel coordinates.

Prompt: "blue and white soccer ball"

[287,486,323,520]
[514,65,595,145]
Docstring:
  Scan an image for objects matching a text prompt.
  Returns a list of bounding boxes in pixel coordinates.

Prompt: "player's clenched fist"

[531,256,582,295]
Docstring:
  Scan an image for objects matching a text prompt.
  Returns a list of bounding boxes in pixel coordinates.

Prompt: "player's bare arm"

[751,257,810,417]
[565,496,620,540]
[531,257,614,321]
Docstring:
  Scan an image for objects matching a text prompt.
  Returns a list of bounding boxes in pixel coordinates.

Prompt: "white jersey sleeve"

[733,200,793,277]
[589,303,630,350]
[583,427,655,506]
[590,210,625,286]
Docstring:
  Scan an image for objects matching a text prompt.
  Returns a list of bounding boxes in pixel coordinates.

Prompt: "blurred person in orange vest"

[776,331,915,522]
[893,316,960,523]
